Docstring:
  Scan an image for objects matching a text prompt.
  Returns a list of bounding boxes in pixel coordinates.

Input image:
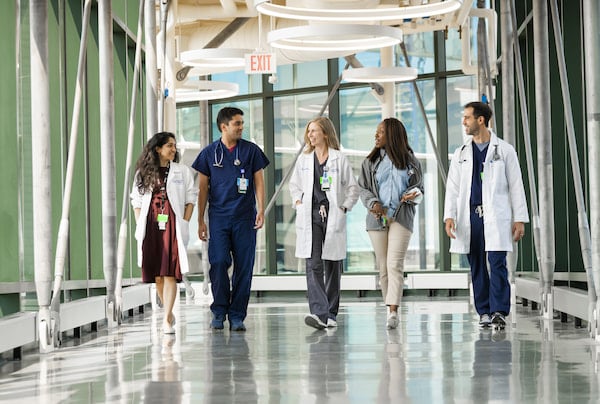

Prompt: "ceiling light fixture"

[267,24,403,52]
[342,66,418,83]
[179,48,252,68]
[175,80,240,102]
[254,0,464,22]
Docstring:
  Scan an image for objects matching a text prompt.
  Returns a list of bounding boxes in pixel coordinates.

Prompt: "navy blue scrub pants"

[305,206,342,324]
[468,206,511,316]
[208,216,257,323]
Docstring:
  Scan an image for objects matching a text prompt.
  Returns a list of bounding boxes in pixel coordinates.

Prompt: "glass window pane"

[446,75,477,153]
[273,92,329,274]
[338,32,434,75]
[446,28,463,71]
[212,69,262,95]
[397,80,439,271]
[399,32,435,74]
[176,105,200,143]
[340,87,381,273]
[446,75,477,270]
[273,60,328,91]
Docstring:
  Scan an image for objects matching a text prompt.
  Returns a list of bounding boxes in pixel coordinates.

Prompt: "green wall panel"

[0,1,18,284]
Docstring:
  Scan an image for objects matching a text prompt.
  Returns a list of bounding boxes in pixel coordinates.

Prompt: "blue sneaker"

[211,314,225,330]
[230,320,247,332]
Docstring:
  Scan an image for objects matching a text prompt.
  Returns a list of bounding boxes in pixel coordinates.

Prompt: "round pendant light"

[342,66,418,83]
[175,80,240,102]
[267,24,403,52]
[179,48,252,68]
[254,0,464,22]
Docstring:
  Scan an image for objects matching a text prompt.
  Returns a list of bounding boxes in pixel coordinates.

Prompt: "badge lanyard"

[237,168,248,194]
[320,165,331,191]
[157,165,169,230]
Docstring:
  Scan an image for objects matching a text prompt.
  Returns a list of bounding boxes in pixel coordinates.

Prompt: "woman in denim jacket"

[358,118,423,329]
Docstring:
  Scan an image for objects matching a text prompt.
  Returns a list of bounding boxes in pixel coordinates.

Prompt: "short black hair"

[216,107,244,132]
[464,101,492,127]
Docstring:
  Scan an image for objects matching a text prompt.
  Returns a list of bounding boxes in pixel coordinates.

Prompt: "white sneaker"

[304,314,327,330]
[386,312,399,329]
[327,318,337,328]
[479,313,492,328]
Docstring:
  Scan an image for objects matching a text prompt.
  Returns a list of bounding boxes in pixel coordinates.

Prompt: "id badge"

[320,175,331,191]
[237,177,248,194]
[157,213,168,230]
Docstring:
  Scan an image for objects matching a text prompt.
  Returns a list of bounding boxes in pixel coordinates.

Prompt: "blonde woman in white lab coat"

[131,132,196,334]
[290,117,359,330]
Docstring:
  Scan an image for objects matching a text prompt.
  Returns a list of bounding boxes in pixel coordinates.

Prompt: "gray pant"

[306,206,342,324]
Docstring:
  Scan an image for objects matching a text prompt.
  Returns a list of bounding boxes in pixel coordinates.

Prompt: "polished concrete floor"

[1,291,599,403]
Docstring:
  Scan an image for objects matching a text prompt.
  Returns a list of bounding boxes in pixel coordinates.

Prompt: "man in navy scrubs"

[192,107,270,331]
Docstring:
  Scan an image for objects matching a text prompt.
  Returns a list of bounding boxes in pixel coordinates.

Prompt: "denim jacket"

[358,149,424,232]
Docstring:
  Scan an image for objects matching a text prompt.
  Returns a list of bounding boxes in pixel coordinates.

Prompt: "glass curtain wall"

[178,31,480,277]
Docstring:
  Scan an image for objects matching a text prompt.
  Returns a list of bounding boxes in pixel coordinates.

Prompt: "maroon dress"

[141,167,182,283]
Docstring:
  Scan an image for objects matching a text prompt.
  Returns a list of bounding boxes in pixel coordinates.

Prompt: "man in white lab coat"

[443,101,529,329]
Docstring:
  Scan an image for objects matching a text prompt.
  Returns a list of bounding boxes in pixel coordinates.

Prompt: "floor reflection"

[378,330,409,403]
[471,329,512,402]
[1,296,599,403]
[306,328,346,402]
[143,335,183,404]
[206,331,257,403]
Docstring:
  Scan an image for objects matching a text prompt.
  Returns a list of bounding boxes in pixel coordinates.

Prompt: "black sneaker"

[491,312,506,329]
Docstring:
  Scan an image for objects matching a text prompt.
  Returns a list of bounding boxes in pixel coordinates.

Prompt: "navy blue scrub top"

[470,142,488,207]
[192,138,270,220]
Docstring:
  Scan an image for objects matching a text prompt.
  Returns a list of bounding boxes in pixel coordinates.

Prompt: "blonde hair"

[303,116,341,153]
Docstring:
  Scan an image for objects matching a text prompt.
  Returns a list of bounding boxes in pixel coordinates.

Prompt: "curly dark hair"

[366,117,413,169]
[134,132,179,193]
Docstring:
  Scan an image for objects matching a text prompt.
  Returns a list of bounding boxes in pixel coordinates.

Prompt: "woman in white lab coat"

[289,117,359,330]
[130,132,196,334]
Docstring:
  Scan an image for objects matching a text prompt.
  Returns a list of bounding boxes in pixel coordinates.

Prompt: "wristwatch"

[341,206,347,213]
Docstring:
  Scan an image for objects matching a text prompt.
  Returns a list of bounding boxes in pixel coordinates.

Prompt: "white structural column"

[29,0,54,352]
[157,0,177,132]
[583,0,600,340]
[163,0,177,132]
[144,0,158,138]
[380,46,395,119]
[98,0,118,327]
[533,0,555,320]
[500,0,518,322]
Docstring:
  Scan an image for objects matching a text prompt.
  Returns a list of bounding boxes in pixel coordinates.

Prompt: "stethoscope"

[458,143,501,163]
[213,142,241,167]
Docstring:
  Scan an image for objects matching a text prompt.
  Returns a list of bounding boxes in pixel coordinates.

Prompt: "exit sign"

[245,52,277,74]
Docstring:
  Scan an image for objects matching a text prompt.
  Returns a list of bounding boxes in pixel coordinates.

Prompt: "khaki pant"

[368,222,412,306]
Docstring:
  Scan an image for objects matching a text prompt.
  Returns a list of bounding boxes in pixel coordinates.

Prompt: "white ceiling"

[163,0,475,77]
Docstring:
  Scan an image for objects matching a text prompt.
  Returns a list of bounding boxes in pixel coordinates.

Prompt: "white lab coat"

[289,149,359,260]
[443,131,529,253]
[130,162,197,273]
